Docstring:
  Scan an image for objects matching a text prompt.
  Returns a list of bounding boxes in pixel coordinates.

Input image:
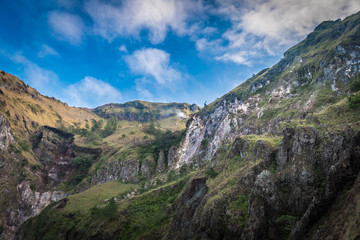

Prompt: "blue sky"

[0,0,359,108]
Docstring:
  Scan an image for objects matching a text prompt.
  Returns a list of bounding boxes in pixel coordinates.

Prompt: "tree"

[102,117,117,137]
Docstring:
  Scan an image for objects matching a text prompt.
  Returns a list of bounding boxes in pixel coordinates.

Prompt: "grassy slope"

[17,175,190,240]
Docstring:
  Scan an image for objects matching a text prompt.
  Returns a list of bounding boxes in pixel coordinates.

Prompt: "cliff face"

[0,113,14,150]
[165,127,360,240]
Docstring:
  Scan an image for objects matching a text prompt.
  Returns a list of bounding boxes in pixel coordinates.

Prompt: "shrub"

[348,92,360,108]
[201,138,209,149]
[102,198,117,220]
[71,155,94,172]
[18,140,30,152]
[206,167,218,178]
[102,117,117,137]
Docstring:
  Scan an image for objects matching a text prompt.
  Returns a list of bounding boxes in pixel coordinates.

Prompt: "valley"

[1,10,360,240]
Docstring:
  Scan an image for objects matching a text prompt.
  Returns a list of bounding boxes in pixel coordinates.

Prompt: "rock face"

[0,113,14,150]
[165,178,208,240]
[167,127,360,240]
[1,126,101,239]
[6,181,66,233]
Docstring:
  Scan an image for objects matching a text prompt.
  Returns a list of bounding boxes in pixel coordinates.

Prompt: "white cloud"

[135,78,154,99]
[48,11,85,44]
[198,0,360,64]
[66,76,122,108]
[125,48,182,85]
[37,44,59,58]
[85,0,204,44]
[215,51,254,65]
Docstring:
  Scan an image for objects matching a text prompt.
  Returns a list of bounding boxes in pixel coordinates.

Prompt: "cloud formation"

[197,0,360,64]
[66,76,122,108]
[125,48,182,85]
[48,11,85,44]
[85,0,203,43]
[37,44,59,58]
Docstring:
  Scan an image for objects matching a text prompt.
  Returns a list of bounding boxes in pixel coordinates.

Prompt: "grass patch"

[65,181,136,212]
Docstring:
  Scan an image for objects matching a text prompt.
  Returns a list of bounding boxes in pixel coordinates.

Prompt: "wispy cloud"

[195,0,360,64]
[48,11,85,44]
[66,76,122,108]
[135,78,154,100]
[85,0,204,44]
[215,51,255,66]
[37,44,59,58]
[2,51,59,91]
[125,48,182,85]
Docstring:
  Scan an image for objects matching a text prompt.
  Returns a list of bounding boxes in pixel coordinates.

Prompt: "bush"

[71,155,94,172]
[348,93,360,108]
[201,138,209,149]
[102,198,118,220]
[102,117,117,137]
[206,167,218,178]
[18,140,30,152]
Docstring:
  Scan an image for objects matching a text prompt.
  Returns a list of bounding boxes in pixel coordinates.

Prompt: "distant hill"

[93,101,199,122]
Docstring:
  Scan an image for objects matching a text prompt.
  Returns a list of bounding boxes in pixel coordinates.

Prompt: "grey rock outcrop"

[0,113,14,150]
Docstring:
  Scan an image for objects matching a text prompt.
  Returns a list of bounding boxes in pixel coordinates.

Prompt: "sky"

[0,0,359,108]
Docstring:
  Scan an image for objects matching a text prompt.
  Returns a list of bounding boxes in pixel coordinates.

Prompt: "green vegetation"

[229,195,249,227]
[348,92,360,108]
[18,140,30,152]
[18,178,189,240]
[102,117,117,137]
[64,181,136,212]
[201,138,209,149]
[138,121,185,161]
[70,155,95,185]
[206,167,218,178]
[119,178,188,239]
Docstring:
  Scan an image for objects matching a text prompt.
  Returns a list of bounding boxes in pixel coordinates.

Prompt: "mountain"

[0,71,198,239]
[94,101,200,122]
[3,11,360,240]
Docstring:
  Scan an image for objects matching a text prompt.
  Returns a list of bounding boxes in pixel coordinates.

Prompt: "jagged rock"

[165,178,208,240]
[91,158,140,184]
[140,155,154,178]
[243,170,282,240]
[0,113,14,150]
[157,150,166,172]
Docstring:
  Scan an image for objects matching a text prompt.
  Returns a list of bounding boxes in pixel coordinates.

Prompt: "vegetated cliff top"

[0,70,100,134]
[94,100,200,122]
[200,11,360,128]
